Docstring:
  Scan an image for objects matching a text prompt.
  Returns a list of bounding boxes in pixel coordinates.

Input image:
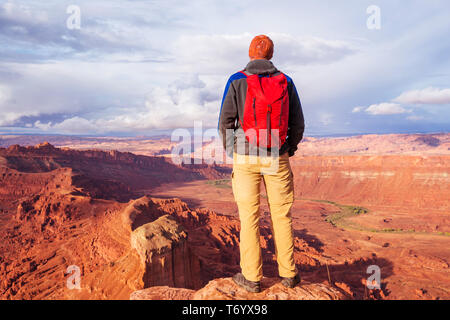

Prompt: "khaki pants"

[232,152,296,282]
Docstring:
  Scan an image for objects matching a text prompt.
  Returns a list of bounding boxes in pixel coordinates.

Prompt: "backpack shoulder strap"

[239,70,248,77]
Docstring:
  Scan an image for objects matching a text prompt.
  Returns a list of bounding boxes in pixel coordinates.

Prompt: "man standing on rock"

[218,35,305,292]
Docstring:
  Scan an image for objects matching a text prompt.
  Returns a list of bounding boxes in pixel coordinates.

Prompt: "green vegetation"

[205,179,232,189]
[307,199,450,238]
[320,200,369,230]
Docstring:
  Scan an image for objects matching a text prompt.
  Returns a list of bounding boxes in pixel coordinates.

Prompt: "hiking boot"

[281,273,301,288]
[232,273,261,293]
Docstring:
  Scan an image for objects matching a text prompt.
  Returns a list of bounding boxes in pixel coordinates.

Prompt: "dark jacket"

[218,59,305,157]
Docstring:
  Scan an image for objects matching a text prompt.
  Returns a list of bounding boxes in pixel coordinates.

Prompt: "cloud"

[0,1,168,62]
[0,30,355,133]
[52,117,99,134]
[35,117,100,134]
[354,86,450,120]
[318,112,334,126]
[0,1,357,133]
[34,120,53,131]
[30,74,222,134]
[139,74,221,128]
[1,1,49,25]
[0,112,28,126]
[0,62,119,126]
[393,87,450,105]
[272,33,356,68]
[365,103,410,115]
[0,84,9,104]
[0,85,32,126]
[406,115,425,121]
[173,32,356,74]
[1,1,449,135]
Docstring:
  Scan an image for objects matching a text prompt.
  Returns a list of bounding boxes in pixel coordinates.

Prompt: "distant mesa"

[35,141,55,149]
[6,144,21,152]
[413,135,441,147]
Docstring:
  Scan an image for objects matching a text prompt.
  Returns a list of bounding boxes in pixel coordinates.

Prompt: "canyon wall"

[290,155,449,210]
[0,143,229,203]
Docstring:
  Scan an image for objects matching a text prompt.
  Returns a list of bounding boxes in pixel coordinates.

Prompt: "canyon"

[0,133,449,300]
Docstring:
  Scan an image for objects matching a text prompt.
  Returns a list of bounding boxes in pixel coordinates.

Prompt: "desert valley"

[0,133,449,300]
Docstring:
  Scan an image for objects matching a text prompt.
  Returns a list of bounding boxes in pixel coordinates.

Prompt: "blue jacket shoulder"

[283,73,294,84]
[228,71,247,83]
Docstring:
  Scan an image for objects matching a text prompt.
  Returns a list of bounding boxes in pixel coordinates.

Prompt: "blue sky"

[0,0,449,136]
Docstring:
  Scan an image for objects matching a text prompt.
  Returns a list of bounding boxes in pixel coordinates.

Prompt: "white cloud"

[0,85,9,105]
[319,112,334,126]
[35,117,98,135]
[271,33,356,68]
[0,85,35,126]
[1,1,450,135]
[355,86,450,120]
[2,1,48,24]
[393,87,450,105]
[0,112,26,126]
[53,117,98,133]
[34,120,53,131]
[172,32,356,74]
[406,115,425,121]
[365,103,410,115]
[31,74,222,133]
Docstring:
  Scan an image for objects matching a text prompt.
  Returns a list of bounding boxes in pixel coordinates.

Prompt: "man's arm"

[218,78,238,152]
[286,81,305,156]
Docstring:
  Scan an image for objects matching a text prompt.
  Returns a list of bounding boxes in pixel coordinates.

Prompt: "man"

[218,35,305,293]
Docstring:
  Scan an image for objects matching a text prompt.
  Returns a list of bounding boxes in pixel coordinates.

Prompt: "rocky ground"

[131,278,348,300]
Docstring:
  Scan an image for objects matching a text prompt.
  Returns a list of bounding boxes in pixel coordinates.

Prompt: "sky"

[0,0,449,136]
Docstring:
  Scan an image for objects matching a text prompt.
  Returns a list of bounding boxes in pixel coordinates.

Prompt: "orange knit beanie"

[249,35,274,60]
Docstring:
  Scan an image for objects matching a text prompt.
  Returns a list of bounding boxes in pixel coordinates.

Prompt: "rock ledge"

[130,277,349,300]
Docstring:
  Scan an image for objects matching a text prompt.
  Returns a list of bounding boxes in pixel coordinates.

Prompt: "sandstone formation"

[0,137,449,300]
[130,286,195,300]
[0,135,180,157]
[130,215,202,289]
[120,196,242,284]
[193,278,348,300]
[295,133,450,156]
[130,277,349,300]
[0,191,243,299]
[0,143,227,204]
[0,144,229,299]
[290,155,450,211]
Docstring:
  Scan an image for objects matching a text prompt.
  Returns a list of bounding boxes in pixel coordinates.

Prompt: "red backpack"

[240,72,289,148]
